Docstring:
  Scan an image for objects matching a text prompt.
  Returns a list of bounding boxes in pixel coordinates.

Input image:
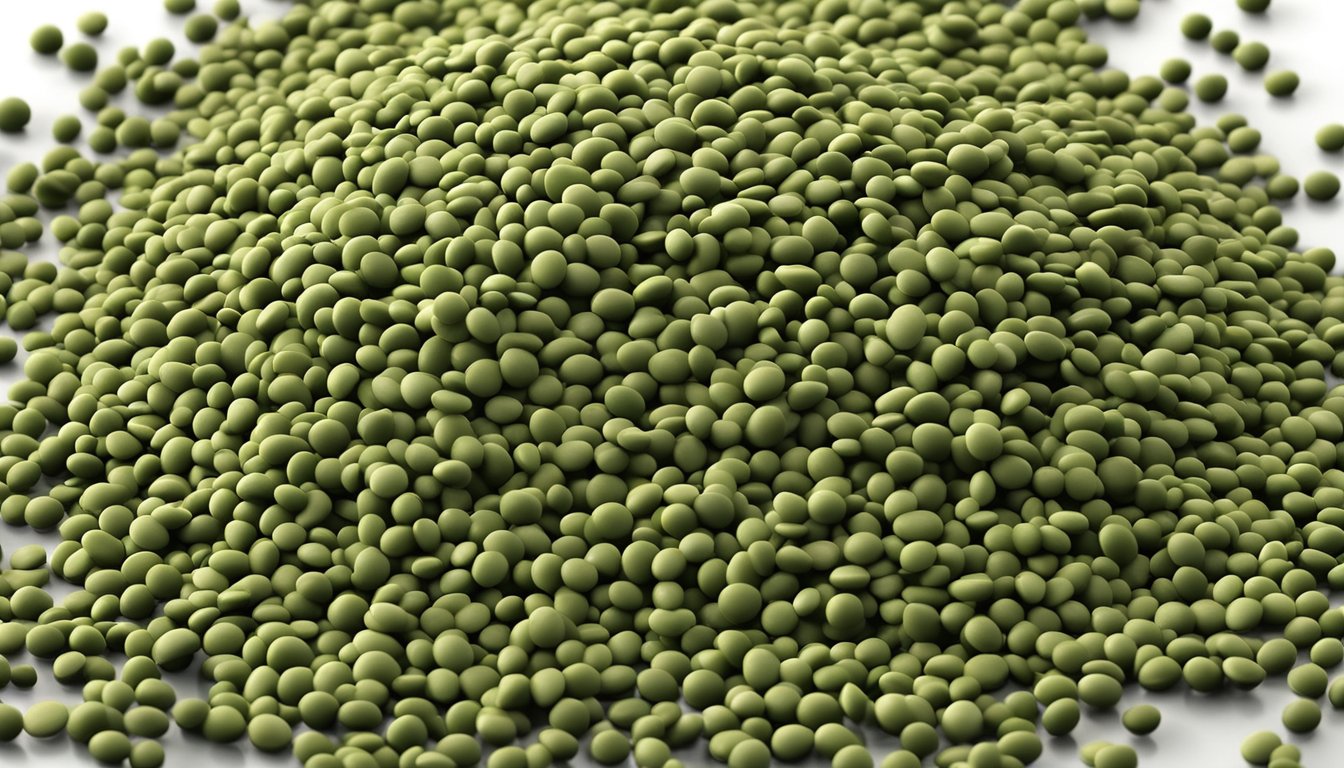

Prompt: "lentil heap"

[3,1,1344,767]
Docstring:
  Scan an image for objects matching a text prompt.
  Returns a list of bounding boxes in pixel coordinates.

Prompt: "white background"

[1,0,1343,765]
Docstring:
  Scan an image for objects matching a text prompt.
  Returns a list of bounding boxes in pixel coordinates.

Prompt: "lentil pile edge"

[2,1,1344,767]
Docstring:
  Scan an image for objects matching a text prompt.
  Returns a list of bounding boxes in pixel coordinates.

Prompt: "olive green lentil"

[1158,58,1191,84]
[1180,13,1213,40]
[1,1,1344,767]
[1210,28,1241,54]
[1121,704,1161,736]
[60,42,98,72]
[1234,42,1271,71]
[22,701,68,738]
[52,115,82,144]
[213,0,240,20]
[1305,171,1341,201]
[184,14,218,43]
[1282,699,1322,733]
[1195,74,1229,102]
[29,24,63,55]
[77,12,108,36]
[1094,744,1139,768]
[1103,0,1140,22]
[0,98,31,133]
[1319,124,1344,151]
[1266,70,1301,97]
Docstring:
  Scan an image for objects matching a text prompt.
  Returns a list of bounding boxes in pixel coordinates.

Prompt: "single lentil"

[1210,28,1241,54]
[1195,74,1229,102]
[1158,58,1191,84]
[0,99,31,133]
[1180,13,1213,39]
[1282,699,1322,733]
[1121,704,1161,736]
[1266,70,1301,97]
[76,12,108,36]
[60,42,97,72]
[1305,171,1341,201]
[1234,42,1271,71]
[1318,124,1344,151]
[29,25,63,54]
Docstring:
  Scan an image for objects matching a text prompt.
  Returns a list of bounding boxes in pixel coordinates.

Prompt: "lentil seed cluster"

[2,1,1344,767]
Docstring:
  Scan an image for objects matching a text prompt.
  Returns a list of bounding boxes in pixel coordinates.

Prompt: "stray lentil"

[1266,70,1301,97]
[1305,171,1341,201]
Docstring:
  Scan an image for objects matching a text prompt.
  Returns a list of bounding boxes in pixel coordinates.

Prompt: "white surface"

[0,0,1343,766]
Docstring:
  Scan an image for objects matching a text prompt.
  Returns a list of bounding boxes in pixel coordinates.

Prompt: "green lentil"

[1195,74,1229,102]
[1,2,1344,767]
[1317,124,1344,152]
[1103,0,1140,22]
[52,115,82,144]
[1267,173,1301,199]
[29,24,63,54]
[1239,0,1271,11]
[23,701,68,738]
[248,713,293,752]
[1180,13,1213,40]
[129,741,166,768]
[1282,699,1322,733]
[1234,42,1271,71]
[214,0,240,20]
[1094,744,1139,768]
[11,665,36,688]
[1159,59,1191,84]
[1266,70,1301,97]
[590,730,631,765]
[1121,704,1161,736]
[77,12,108,36]
[1210,29,1241,54]
[89,730,134,763]
[184,14,218,43]
[61,42,98,72]
[1243,731,1282,765]
[0,98,31,133]
[1304,172,1341,201]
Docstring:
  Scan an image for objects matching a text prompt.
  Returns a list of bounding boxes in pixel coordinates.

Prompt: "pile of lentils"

[3,0,1344,766]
